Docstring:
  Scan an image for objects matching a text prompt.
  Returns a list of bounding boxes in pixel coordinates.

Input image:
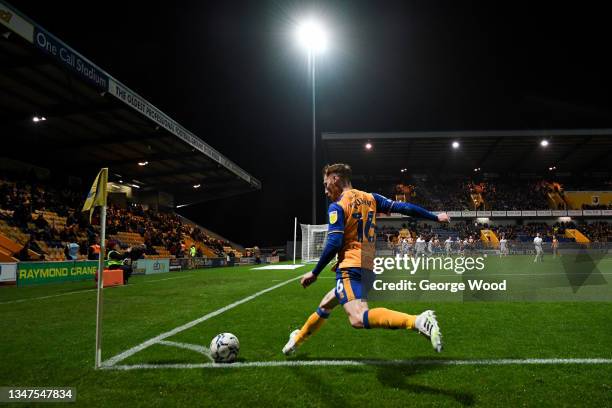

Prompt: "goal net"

[300,223,328,263]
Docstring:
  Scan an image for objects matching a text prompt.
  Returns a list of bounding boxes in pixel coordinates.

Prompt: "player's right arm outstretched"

[372,193,450,223]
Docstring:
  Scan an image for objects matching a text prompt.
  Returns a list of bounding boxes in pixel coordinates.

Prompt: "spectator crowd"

[0,173,241,262]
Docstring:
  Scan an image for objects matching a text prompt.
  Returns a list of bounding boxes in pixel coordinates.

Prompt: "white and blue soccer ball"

[209,333,240,363]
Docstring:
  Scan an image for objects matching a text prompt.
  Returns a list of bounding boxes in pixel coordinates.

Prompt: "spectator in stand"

[88,239,101,260]
[65,211,78,227]
[34,213,48,230]
[79,240,88,257]
[65,242,79,261]
[14,239,33,261]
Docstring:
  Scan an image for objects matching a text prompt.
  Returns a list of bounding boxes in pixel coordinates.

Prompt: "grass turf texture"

[0,261,610,407]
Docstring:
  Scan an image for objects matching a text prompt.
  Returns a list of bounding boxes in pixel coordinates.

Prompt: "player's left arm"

[372,193,450,222]
[301,203,345,288]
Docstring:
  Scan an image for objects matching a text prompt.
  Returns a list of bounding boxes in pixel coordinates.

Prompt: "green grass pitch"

[1,260,611,407]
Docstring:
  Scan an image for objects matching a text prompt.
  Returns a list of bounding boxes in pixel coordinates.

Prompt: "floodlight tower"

[296,19,328,224]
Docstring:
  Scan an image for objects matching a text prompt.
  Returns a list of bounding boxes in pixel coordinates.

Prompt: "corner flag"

[82,168,108,222]
[83,168,109,369]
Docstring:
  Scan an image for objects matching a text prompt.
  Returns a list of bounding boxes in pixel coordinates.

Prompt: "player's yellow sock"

[363,308,416,330]
[294,307,329,346]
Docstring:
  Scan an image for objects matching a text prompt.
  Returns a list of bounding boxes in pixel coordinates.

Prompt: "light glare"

[296,20,328,53]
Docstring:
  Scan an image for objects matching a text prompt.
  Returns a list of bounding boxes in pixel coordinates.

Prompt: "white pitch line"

[101,358,612,370]
[101,275,302,368]
[157,340,214,362]
[143,275,192,283]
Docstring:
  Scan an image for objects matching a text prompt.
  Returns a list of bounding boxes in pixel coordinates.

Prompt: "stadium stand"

[0,172,247,262]
[364,174,612,213]
[373,177,595,211]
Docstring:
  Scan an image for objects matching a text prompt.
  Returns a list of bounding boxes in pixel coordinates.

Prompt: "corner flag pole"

[95,204,107,368]
[82,167,108,369]
[293,217,297,264]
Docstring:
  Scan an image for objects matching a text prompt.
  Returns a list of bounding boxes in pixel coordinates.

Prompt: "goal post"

[300,223,329,263]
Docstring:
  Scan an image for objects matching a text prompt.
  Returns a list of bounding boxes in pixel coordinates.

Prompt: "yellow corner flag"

[82,168,108,222]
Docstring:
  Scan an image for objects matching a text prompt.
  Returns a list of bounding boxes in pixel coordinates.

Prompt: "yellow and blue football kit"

[327,189,377,304]
[290,190,443,351]
[312,190,439,305]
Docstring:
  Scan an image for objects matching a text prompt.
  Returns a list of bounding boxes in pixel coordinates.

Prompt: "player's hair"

[323,163,352,183]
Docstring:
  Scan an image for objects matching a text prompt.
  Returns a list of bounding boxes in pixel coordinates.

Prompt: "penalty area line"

[101,274,302,368]
[101,358,612,370]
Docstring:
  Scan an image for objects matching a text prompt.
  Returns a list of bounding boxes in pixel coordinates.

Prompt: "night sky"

[14,1,612,246]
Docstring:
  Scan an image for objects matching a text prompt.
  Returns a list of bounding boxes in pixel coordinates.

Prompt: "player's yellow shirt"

[328,189,377,271]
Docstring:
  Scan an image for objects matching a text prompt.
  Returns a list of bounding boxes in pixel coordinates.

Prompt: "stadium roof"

[322,129,612,177]
[0,1,261,205]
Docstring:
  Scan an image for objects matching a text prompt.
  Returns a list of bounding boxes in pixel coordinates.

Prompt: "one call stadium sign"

[33,27,109,90]
[17,261,98,286]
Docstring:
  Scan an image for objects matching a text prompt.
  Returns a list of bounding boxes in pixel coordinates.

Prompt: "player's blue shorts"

[334,267,365,305]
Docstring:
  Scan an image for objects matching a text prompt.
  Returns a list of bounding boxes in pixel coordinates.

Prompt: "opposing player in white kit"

[415,235,426,257]
[533,233,544,262]
[499,234,508,257]
[444,236,453,256]
[427,237,434,256]
[400,237,410,256]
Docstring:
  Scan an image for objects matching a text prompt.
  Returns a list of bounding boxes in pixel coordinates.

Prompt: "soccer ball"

[209,333,240,363]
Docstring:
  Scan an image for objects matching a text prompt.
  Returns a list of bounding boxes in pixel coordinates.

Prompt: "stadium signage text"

[133,259,170,275]
[108,79,257,187]
[33,28,108,90]
[17,261,97,286]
